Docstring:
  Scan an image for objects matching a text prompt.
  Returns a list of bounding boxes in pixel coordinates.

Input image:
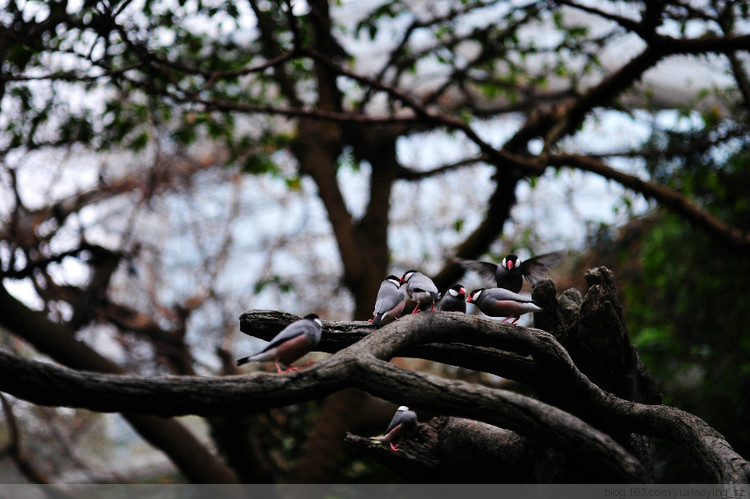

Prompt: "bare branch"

[0,284,239,483]
[397,155,489,180]
[550,154,750,251]
[2,303,748,482]
[0,336,646,482]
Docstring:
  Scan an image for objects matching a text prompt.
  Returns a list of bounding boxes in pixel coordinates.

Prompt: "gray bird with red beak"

[466,288,543,324]
[455,250,565,292]
[400,270,440,313]
[437,284,467,313]
[236,313,323,373]
[370,405,418,452]
[371,275,406,326]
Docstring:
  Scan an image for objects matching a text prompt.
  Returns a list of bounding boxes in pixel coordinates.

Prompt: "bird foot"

[275,360,315,374]
[389,442,400,452]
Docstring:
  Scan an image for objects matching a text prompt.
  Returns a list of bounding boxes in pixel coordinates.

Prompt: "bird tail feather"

[236,349,274,366]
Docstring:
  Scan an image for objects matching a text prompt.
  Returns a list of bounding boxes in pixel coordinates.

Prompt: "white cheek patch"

[449,289,458,297]
[314,318,323,328]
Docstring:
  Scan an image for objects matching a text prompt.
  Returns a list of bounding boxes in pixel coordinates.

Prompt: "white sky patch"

[0,0,737,338]
[3,278,45,311]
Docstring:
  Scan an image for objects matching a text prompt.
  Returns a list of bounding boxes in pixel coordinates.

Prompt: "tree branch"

[0,337,646,482]
[2,299,749,482]
[345,416,535,482]
[0,284,239,483]
[550,154,750,250]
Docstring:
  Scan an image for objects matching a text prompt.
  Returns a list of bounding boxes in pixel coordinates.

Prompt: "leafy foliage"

[3,0,750,484]
[610,123,750,480]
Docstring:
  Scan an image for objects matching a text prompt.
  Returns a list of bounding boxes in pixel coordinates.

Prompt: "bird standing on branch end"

[467,288,543,324]
[236,313,323,373]
[370,406,418,452]
[455,250,565,292]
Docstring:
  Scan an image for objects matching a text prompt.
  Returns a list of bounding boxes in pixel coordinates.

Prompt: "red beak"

[466,295,473,303]
[506,260,514,270]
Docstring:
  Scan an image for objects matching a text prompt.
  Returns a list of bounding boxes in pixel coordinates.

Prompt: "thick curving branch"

[239,309,544,383]
[0,349,644,482]
[0,312,647,482]
[0,284,240,484]
[1,306,749,482]
[241,308,750,484]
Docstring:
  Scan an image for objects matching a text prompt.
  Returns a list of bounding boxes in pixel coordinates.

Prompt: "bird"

[370,275,407,326]
[370,405,418,452]
[400,270,440,313]
[455,250,565,293]
[236,313,323,373]
[437,283,467,313]
[466,288,543,324]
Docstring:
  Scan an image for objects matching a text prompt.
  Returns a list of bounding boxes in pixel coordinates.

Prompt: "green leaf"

[242,154,280,176]
[128,131,150,151]
[285,176,302,190]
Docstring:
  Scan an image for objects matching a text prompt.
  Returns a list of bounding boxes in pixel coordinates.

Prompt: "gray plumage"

[455,250,565,293]
[371,405,418,451]
[466,287,543,324]
[236,313,323,373]
[400,270,440,313]
[372,275,406,326]
[437,284,467,313]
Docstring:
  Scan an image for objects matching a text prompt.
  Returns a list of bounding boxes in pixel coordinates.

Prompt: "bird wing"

[261,319,313,353]
[521,250,566,284]
[383,411,405,435]
[374,285,405,315]
[454,258,498,282]
[399,410,417,430]
[408,273,439,295]
[484,287,535,303]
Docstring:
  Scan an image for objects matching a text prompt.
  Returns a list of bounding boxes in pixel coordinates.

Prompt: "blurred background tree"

[582,117,750,482]
[1,0,749,483]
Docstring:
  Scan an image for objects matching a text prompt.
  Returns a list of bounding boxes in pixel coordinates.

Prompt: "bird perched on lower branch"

[236,313,323,373]
[370,405,418,452]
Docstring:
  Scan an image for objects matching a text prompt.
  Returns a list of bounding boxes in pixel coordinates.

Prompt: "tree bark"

[1,268,748,483]
[0,284,239,484]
